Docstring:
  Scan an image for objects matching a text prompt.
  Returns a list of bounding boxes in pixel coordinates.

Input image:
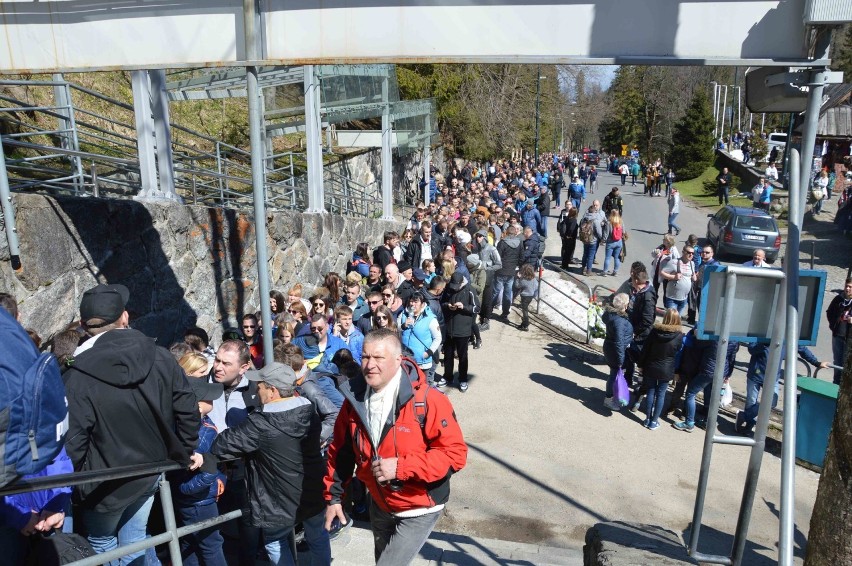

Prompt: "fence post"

[0,135,22,270]
[158,478,184,566]
[90,161,99,198]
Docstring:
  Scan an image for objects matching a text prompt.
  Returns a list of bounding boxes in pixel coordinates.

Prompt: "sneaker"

[328,517,352,540]
[647,421,660,431]
[604,398,621,411]
[518,325,529,332]
[459,382,469,393]
[695,418,707,430]
[479,320,490,331]
[630,396,643,412]
[643,419,650,428]
[673,421,695,432]
[434,377,447,388]
[611,271,618,277]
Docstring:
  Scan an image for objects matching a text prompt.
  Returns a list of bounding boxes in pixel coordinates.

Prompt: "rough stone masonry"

[0,193,399,346]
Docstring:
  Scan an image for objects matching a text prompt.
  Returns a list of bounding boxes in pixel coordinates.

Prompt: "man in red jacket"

[324,329,467,565]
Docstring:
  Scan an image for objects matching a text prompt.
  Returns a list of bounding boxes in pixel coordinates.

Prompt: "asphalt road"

[435,169,820,564]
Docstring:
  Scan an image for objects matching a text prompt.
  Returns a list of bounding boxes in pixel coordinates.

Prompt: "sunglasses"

[242,325,256,329]
[368,300,382,305]
[310,326,325,333]
[288,309,300,314]
[382,293,393,298]
[684,251,694,255]
[313,302,325,306]
[376,315,388,321]
[701,251,712,255]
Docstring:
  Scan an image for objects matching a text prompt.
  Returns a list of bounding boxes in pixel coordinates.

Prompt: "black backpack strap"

[412,385,429,429]
[241,381,261,413]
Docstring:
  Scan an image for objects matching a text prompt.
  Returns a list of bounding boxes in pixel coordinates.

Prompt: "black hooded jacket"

[211,397,325,528]
[637,322,684,381]
[64,329,199,512]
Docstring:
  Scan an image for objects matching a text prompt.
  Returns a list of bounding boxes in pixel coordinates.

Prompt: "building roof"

[793,83,852,138]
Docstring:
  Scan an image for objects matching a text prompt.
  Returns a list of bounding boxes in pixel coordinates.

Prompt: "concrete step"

[311,522,584,565]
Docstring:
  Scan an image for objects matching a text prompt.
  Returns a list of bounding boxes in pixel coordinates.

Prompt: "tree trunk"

[804,332,852,565]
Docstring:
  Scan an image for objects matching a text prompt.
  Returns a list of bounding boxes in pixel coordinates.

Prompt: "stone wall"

[0,193,400,347]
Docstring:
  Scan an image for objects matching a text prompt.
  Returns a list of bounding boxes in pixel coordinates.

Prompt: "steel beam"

[0,133,21,270]
[304,65,326,213]
[149,70,180,202]
[245,0,274,366]
[380,75,394,220]
[130,70,160,198]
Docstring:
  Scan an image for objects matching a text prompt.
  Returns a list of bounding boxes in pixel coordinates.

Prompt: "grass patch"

[676,164,752,211]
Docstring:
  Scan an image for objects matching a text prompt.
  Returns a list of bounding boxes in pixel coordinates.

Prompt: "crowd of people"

[1,147,850,566]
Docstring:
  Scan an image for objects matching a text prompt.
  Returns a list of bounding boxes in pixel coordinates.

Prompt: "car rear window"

[734,215,776,231]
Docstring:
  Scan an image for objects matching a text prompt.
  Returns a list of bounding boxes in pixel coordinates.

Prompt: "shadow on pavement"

[529,372,610,418]
[682,522,780,566]
[467,442,608,523]
[542,342,607,381]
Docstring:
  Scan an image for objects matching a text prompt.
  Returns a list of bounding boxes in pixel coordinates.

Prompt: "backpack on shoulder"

[0,309,68,488]
[579,218,594,244]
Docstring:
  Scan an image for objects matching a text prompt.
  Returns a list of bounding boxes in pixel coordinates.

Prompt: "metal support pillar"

[303,64,325,213]
[719,85,728,143]
[780,35,831,563]
[130,70,160,198]
[380,74,394,221]
[0,135,22,270]
[244,0,274,366]
[711,82,718,140]
[423,114,431,205]
[148,69,180,202]
[534,65,541,163]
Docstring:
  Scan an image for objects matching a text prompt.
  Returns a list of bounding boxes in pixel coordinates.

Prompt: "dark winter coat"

[211,397,325,528]
[628,284,658,343]
[496,235,523,276]
[64,329,199,513]
[442,282,480,338]
[637,323,683,382]
[602,308,633,368]
[404,238,443,273]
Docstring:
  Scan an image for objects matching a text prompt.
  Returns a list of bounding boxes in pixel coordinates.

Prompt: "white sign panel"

[0,1,814,73]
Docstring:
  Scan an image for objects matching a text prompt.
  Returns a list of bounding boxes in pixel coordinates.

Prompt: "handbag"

[613,369,630,407]
[720,383,734,408]
[29,531,95,566]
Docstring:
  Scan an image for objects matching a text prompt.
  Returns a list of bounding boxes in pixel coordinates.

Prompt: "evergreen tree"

[668,90,715,180]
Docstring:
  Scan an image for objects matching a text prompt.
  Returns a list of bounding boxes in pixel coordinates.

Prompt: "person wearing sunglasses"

[241,313,264,368]
[372,305,398,336]
[356,291,384,335]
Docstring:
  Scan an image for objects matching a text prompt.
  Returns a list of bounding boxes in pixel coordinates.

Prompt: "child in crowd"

[514,263,539,331]
[421,259,437,284]
[173,378,227,566]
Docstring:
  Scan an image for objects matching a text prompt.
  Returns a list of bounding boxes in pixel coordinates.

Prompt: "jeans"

[620,174,627,185]
[519,296,533,328]
[684,372,714,424]
[631,174,637,186]
[444,335,470,383]
[492,274,514,316]
[603,240,622,274]
[570,197,582,210]
[370,501,442,566]
[552,188,561,206]
[742,371,780,427]
[664,296,687,316]
[581,240,599,273]
[668,212,680,234]
[718,187,729,205]
[81,477,159,566]
[814,196,824,214]
[263,526,296,566]
[644,379,670,424]
[176,502,227,566]
[539,216,548,238]
[831,334,847,384]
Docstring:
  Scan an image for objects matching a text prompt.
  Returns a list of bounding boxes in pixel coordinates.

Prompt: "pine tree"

[668,90,715,180]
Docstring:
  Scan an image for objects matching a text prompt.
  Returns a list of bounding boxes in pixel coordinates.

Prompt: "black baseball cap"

[187,377,223,402]
[79,284,129,327]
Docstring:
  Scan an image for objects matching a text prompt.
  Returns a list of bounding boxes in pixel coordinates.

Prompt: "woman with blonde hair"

[178,352,210,378]
[602,210,625,277]
[276,321,296,345]
[637,308,684,429]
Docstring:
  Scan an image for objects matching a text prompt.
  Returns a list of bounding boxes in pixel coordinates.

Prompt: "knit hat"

[466,254,482,270]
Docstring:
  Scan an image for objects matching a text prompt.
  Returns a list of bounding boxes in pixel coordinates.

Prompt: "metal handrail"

[0,459,247,566]
[535,258,594,343]
[813,364,843,381]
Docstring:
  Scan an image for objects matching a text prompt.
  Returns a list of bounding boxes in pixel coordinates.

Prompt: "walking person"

[667,187,681,235]
[580,201,606,276]
[441,272,480,392]
[660,246,697,316]
[557,204,579,269]
[602,210,624,277]
[636,309,684,430]
[664,167,676,198]
[716,167,732,205]
[602,293,633,410]
[514,263,539,332]
[618,162,629,186]
[324,330,467,566]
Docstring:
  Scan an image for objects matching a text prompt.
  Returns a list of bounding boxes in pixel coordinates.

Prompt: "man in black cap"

[64,283,200,564]
[212,362,328,566]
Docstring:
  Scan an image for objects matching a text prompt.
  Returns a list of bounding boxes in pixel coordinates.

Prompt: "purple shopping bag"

[613,368,630,407]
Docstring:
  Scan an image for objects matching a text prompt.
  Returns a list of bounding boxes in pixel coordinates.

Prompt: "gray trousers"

[370,501,442,565]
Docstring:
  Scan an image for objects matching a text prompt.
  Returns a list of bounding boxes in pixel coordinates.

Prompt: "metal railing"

[0,460,244,566]
[535,258,593,343]
[0,77,386,218]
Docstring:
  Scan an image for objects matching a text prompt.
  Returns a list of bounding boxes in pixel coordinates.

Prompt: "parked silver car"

[706,206,781,263]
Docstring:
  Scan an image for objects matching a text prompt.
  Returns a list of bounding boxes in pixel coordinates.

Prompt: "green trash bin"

[796,377,840,468]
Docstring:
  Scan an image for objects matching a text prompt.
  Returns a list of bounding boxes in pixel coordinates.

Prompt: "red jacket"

[324,358,467,514]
